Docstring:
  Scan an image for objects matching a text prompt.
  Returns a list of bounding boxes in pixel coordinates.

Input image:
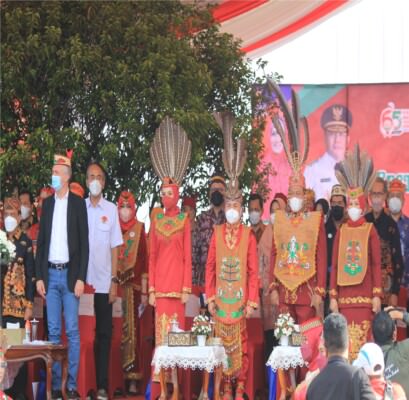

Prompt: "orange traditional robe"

[330,217,382,359]
[118,221,153,389]
[205,224,259,382]
[149,208,192,345]
[270,210,327,323]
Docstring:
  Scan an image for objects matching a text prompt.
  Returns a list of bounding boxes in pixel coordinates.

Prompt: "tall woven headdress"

[266,78,309,187]
[213,111,247,201]
[334,144,377,199]
[149,117,192,186]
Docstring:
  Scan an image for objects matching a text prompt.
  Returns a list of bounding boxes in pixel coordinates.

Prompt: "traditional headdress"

[266,79,309,189]
[149,117,191,188]
[117,191,137,232]
[334,144,377,208]
[214,111,247,202]
[53,150,73,167]
[388,178,406,194]
[330,184,346,199]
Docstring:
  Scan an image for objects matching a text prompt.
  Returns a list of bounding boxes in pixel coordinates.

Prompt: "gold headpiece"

[213,111,247,201]
[266,79,309,182]
[149,117,192,186]
[334,144,377,195]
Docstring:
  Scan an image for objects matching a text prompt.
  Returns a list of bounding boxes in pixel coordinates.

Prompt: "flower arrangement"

[274,313,296,339]
[0,230,16,265]
[191,314,212,336]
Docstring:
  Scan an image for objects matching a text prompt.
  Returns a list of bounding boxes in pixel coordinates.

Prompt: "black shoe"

[51,390,63,400]
[67,389,81,400]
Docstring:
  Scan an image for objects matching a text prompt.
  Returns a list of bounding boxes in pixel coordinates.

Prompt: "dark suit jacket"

[35,191,89,292]
[306,355,376,400]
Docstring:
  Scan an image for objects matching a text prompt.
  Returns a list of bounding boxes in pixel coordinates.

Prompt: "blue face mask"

[51,175,62,191]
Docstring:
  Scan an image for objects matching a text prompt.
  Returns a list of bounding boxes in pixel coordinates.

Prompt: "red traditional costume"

[149,117,192,400]
[330,145,382,359]
[267,80,327,324]
[116,191,152,393]
[205,112,259,400]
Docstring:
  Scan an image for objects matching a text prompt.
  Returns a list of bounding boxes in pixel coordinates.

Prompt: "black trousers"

[94,293,113,391]
[2,316,28,400]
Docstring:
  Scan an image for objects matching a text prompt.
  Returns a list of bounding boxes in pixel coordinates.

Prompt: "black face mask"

[331,205,345,221]
[210,190,224,207]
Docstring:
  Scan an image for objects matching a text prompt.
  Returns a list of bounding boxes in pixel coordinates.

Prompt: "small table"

[152,345,228,400]
[5,344,68,400]
[266,345,307,400]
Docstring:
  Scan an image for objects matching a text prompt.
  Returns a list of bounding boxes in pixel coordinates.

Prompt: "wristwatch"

[111,276,119,284]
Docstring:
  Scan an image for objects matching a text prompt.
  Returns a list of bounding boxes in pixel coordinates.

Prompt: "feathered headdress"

[149,117,192,186]
[265,78,309,187]
[334,144,377,200]
[213,111,247,201]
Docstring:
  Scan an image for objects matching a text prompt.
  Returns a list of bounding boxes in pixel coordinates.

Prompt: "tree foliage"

[1,0,276,207]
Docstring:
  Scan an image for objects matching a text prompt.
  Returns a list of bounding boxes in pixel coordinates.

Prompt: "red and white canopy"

[210,0,350,58]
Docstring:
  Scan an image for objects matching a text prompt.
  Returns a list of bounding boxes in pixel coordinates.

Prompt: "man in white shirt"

[304,104,352,200]
[85,162,123,400]
[36,154,89,400]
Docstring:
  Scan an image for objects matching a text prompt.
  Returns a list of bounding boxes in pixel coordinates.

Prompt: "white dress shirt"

[86,197,123,293]
[48,192,69,264]
[304,152,339,201]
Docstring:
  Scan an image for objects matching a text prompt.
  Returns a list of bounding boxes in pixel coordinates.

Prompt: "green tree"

[1,0,275,207]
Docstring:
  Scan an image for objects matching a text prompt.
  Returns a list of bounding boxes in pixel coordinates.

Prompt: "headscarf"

[117,191,137,233]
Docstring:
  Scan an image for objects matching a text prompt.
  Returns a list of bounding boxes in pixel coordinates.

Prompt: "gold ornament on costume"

[213,111,247,202]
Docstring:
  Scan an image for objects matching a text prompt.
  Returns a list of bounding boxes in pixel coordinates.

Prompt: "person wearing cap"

[205,112,259,400]
[353,342,406,400]
[387,179,409,300]
[330,145,382,360]
[306,313,375,400]
[365,177,404,307]
[192,174,226,288]
[1,196,35,400]
[85,162,123,400]
[116,191,151,395]
[372,309,409,397]
[304,104,352,201]
[324,184,347,315]
[36,153,89,400]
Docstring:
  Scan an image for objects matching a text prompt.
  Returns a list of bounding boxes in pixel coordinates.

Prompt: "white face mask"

[348,206,362,222]
[119,208,132,222]
[4,216,18,233]
[20,205,31,220]
[249,211,261,225]
[226,208,240,224]
[89,180,102,197]
[289,197,303,213]
[270,213,276,224]
[388,197,402,214]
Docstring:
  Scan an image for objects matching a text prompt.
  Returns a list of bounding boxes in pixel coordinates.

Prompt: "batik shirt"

[192,208,225,286]
[396,214,409,288]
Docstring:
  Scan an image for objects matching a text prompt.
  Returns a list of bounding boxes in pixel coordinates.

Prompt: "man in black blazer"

[36,154,89,400]
[307,313,375,400]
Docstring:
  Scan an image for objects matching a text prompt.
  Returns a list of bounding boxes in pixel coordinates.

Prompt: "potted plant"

[274,313,296,346]
[191,314,212,346]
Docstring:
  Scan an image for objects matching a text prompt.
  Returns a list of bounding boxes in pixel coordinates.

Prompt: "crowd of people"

[1,108,409,400]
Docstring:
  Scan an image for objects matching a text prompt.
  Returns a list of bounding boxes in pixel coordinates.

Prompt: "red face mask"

[161,185,179,210]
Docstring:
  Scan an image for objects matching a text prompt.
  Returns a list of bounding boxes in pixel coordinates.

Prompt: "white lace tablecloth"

[266,346,307,371]
[152,345,228,374]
